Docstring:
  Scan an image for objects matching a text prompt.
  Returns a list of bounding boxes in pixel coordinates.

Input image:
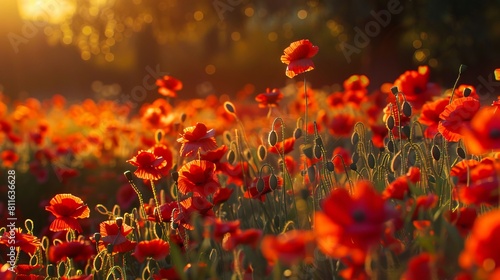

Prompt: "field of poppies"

[1,39,500,279]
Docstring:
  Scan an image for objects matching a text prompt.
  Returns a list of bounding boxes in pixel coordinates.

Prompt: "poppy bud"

[244,149,252,161]
[294,127,302,139]
[124,170,134,182]
[386,115,395,130]
[350,162,357,171]
[256,177,265,193]
[155,130,163,143]
[257,145,267,161]
[302,144,314,159]
[326,161,334,172]
[402,101,412,117]
[351,131,359,145]
[107,244,114,253]
[171,220,179,230]
[315,137,323,147]
[459,64,467,74]
[180,113,187,123]
[227,149,236,164]
[269,174,278,190]
[268,130,278,146]
[47,265,56,277]
[307,165,316,182]
[93,232,101,243]
[463,87,472,97]
[115,217,124,228]
[171,171,179,182]
[223,131,232,143]
[432,145,441,161]
[391,86,399,95]
[402,126,411,138]
[387,140,395,153]
[224,101,236,114]
[314,144,322,159]
[456,147,466,159]
[352,152,359,164]
[367,153,376,169]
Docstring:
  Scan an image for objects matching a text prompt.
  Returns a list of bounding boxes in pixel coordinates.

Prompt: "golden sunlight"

[18,0,76,24]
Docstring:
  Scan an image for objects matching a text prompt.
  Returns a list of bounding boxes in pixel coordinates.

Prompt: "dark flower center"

[352,209,366,223]
[490,129,500,139]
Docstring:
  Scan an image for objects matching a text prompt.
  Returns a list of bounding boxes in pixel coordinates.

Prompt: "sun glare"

[18,0,76,24]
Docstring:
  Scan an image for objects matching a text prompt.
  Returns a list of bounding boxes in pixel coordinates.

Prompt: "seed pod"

[314,144,322,159]
[402,126,411,138]
[224,101,236,114]
[115,217,124,228]
[326,161,335,172]
[47,264,56,277]
[391,86,399,95]
[293,127,303,139]
[463,87,472,97]
[307,165,316,182]
[386,115,395,130]
[315,137,323,147]
[431,145,441,161]
[302,144,314,159]
[171,171,179,182]
[170,221,179,230]
[223,131,232,143]
[124,170,134,182]
[268,130,278,146]
[244,149,252,161]
[350,162,357,171]
[428,175,436,184]
[457,147,466,159]
[93,233,101,243]
[352,152,359,164]
[227,149,236,164]
[269,174,278,190]
[155,129,163,143]
[367,153,376,169]
[256,177,265,193]
[387,140,395,153]
[402,101,412,117]
[257,145,267,161]
[351,131,359,145]
[180,113,187,123]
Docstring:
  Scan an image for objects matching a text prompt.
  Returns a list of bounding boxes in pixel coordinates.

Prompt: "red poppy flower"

[326,92,345,109]
[444,207,477,237]
[205,218,240,241]
[460,209,500,275]
[392,65,441,111]
[177,123,218,157]
[280,39,319,78]
[418,97,450,139]
[438,97,480,142]
[268,137,295,155]
[150,143,174,175]
[314,181,397,264]
[329,113,357,137]
[261,230,316,266]
[200,145,228,164]
[453,85,479,100]
[48,241,95,263]
[461,106,500,154]
[401,253,440,280]
[1,150,19,168]
[458,176,500,206]
[153,268,180,280]
[173,195,215,230]
[212,187,234,206]
[156,75,183,98]
[244,175,282,201]
[0,228,40,255]
[342,75,369,106]
[255,88,284,108]
[177,160,220,196]
[127,149,169,181]
[406,166,421,183]
[382,176,410,200]
[61,275,93,280]
[0,264,15,280]
[143,201,177,223]
[45,194,90,233]
[222,228,263,251]
[99,220,136,253]
[133,239,170,263]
